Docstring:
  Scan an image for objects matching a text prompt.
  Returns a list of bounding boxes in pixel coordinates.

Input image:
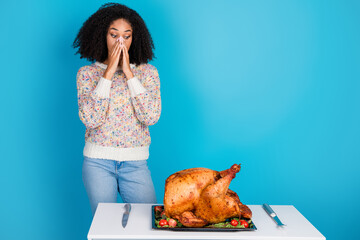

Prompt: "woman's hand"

[103,41,122,80]
[120,44,134,80]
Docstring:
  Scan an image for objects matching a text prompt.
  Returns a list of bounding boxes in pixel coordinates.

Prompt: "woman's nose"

[116,36,125,43]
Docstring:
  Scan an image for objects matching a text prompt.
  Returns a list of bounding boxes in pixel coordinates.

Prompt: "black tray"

[151,205,257,232]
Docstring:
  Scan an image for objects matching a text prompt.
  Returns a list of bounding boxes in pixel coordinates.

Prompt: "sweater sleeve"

[127,65,161,126]
[76,66,111,129]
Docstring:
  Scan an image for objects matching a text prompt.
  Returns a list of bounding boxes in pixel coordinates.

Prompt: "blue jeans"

[82,156,157,216]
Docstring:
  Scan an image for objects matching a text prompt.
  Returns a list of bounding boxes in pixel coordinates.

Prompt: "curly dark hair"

[72,2,155,66]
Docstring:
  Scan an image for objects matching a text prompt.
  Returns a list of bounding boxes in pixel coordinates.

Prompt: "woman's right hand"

[103,41,122,80]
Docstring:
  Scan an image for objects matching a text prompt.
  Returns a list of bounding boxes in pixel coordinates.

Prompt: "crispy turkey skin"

[163,164,252,227]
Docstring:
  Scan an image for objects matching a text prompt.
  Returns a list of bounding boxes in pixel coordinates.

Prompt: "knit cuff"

[127,76,147,98]
[94,77,112,98]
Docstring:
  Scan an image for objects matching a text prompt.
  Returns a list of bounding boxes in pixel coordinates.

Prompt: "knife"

[122,203,131,228]
[263,203,285,227]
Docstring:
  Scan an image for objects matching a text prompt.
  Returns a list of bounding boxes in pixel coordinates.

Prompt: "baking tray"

[151,205,257,232]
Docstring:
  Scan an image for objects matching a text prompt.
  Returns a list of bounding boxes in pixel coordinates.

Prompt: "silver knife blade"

[122,203,131,228]
[263,203,286,227]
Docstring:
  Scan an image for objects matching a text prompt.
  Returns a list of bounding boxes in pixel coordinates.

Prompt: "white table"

[87,203,325,240]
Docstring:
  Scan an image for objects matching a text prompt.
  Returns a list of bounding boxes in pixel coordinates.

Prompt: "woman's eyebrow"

[110,27,132,32]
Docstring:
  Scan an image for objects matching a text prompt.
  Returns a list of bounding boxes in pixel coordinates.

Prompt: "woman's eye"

[111,34,131,39]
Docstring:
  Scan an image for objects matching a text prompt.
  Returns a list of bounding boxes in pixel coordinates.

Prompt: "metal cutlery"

[122,203,132,228]
[263,203,286,227]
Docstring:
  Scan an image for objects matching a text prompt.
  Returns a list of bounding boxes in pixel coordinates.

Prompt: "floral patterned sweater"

[76,61,161,161]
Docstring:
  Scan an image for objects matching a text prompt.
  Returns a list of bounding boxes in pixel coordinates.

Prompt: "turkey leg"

[219,164,241,178]
[194,165,241,223]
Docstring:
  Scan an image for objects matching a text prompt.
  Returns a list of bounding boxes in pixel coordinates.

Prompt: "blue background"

[1,0,359,239]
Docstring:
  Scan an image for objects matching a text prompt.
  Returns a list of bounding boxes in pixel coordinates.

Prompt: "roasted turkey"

[163,164,251,227]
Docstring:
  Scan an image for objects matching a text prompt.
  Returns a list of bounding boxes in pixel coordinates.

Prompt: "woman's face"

[106,18,133,53]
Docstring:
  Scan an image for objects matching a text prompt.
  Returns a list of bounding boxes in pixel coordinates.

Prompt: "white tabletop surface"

[87,203,325,240]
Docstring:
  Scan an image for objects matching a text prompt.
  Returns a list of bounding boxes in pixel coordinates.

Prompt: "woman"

[72,2,161,216]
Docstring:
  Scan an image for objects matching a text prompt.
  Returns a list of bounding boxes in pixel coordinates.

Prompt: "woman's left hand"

[120,44,134,80]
